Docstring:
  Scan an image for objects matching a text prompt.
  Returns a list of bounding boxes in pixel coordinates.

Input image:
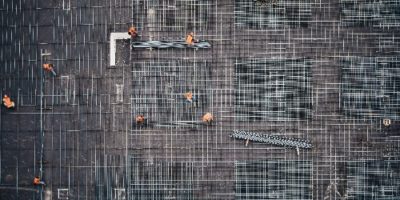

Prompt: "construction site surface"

[1,0,400,199]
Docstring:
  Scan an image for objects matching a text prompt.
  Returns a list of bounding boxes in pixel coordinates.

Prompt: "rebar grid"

[235,160,312,200]
[340,56,400,120]
[131,60,210,127]
[129,156,195,200]
[235,58,312,121]
[340,0,400,28]
[235,0,312,29]
[0,0,399,199]
[346,160,400,199]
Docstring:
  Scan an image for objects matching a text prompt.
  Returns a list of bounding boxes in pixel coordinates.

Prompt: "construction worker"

[128,26,138,39]
[43,63,57,76]
[135,114,145,125]
[2,95,15,109]
[202,112,213,124]
[33,176,45,186]
[184,92,197,103]
[186,32,197,45]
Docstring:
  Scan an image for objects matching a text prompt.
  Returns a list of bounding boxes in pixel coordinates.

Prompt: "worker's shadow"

[132,120,153,128]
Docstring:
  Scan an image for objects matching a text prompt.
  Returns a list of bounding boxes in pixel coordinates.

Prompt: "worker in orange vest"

[135,114,145,125]
[186,32,197,45]
[33,176,46,186]
[2,95,15,109]
[43,63,57,76]
[202,112,213,124]
[128,26,138,39]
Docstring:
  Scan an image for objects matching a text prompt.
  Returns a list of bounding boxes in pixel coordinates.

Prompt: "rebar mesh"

[133,0,213,32]
[235,160,312,200]
[129,157,195,200]
[340,56,400,120]
[131,60,210,126]
[340,0,400,28]
[235,0,311,29]
[346,160,400,199]
[235,58,313,121]
[1,0,400,199]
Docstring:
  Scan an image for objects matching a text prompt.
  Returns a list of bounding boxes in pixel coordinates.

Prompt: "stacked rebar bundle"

[230,130,313,149]
[131,40,211,49]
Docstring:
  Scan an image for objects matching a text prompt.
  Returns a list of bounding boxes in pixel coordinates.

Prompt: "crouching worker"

[186,32,198,45]
[128,26,138,40]
[202,112,213,124]
[2,95,15,109]
[43,63,57,76]
[33,176,46,186]
[135,114,145,125]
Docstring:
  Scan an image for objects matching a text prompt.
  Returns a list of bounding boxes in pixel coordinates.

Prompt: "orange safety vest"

[202,112,213,123]
[2,96,14,108]
[128,27,137,36]
[136,115,145,124]
[33,177,41,185]
[186,34,194,45]
[43,64,53,71]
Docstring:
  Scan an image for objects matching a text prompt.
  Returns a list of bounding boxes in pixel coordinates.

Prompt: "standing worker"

[186,32,197,45]
[128,26,138,40]
[2,95,15,109]
[43,63,57,76]
[184,91,197,107]
[184,91,197,103]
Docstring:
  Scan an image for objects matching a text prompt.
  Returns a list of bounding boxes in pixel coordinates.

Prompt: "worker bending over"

[128,26,138,39]
[202,112,213,124]
[135,114,145,125]
[33,176,46,186]
[43,63,57,76]
[2,95,15,109]
[186,32,197,45]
